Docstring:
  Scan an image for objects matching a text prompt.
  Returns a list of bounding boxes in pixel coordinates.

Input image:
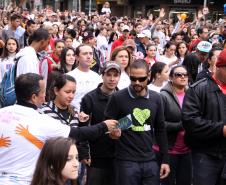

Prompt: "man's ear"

[30,93,37,104]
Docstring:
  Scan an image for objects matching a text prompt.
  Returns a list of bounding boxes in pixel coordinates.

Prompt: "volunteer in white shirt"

[0,73,118,185]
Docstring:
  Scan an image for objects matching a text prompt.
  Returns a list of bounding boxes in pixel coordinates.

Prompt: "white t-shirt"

[16,46,40,77]
[0,105,70,185]
[96,35,108,60]
[67,68,102,111]
[117,71,130,90]
[148,82,167,93]
[159,55,177,66]
[0,55,16,82]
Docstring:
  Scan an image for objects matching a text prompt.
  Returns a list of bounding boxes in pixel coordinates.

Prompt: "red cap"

[216,49,226,68]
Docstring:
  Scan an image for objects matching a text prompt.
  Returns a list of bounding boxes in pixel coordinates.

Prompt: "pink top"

[153,91,189,154]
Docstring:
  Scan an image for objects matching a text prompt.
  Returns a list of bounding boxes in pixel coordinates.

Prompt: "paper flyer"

[117,115,133,130]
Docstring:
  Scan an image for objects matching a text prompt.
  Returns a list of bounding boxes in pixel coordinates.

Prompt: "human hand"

[109,128,121,139]
[197,10,203,20]
[177,13,182,21]
[15,124,29,137]
[159,8,165,19]
[104,119,118,132]
[160,163,170,179]
[78,112,89,123]
[0,134,11,147]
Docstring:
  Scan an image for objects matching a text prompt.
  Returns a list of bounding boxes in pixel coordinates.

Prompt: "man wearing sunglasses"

[105,59,170,185]
[182,49,226,185]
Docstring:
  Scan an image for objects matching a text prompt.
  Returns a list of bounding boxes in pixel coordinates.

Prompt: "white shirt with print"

[0,104,70,185]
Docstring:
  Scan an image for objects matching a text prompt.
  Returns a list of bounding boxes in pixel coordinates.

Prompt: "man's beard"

[132,84,145,93]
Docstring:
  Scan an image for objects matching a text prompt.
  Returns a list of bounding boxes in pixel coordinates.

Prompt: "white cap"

[122,25,130,32]
[197,41,212,53]
[137,29,151,39]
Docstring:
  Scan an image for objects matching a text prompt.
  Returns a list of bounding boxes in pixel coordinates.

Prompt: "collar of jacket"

[96,83,118,100]
[17,99,38,110]
[207,76,221,93]
[128,85,149,99]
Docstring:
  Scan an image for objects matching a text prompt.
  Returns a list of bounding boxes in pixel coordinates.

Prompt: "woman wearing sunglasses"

[154,65,191,185]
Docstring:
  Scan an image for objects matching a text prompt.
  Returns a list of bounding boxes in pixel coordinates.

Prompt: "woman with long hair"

[58,47,77,73]
[155,65,191,185]
[0,37,19,82]
[111,46,131,89]
[42,74,87,127]
[30,137,79,185]
[176,41,188,65]
[107,31,118,60]
[148,62,169,93]
[159,41,178,68]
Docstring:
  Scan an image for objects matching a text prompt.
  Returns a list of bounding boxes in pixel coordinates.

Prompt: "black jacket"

[80,84,117,168]
[182,77,226,158]
[182,52,201,84]
[160,83,184,148]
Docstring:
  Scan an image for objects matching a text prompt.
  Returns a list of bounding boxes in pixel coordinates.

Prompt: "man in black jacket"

[105,59,170,185]
[182,41,212,84]
[80,62,121,185]
[182,49,226,185]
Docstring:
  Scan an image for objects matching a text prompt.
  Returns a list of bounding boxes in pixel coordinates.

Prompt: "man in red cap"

[182,49,226,185]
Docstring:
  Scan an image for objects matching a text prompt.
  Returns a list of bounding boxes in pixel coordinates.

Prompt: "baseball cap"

[102,62,121,74]
[216,49,226,67]
[82,31,94,41]
[137,30,151,39]
[196,41,212,53]
[122,25,130,32]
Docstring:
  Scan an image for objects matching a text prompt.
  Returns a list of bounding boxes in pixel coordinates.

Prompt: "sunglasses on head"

[174,72,188,78]
[130,76,148,82]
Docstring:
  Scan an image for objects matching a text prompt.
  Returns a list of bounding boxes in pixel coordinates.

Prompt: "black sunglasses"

[174,72,188,78]
[130,76,148,82]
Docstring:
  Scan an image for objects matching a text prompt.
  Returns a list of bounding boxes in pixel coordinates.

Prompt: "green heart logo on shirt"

[133,108,151,125]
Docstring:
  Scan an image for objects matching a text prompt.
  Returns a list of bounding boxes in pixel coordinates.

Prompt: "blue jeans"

[114,160,160,185]
[192,152,226,185]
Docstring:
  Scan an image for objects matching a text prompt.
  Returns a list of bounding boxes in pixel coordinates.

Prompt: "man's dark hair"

[130,59,149,74]
[65,28,76,39]
[10,14,21,21]
[26,20,35,28]
[197,27,207,37]
[28,28,49,45]
[15,73,43,102]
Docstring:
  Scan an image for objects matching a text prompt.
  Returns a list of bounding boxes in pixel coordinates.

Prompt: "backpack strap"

[47,56,57,65]
[13,56,22,79]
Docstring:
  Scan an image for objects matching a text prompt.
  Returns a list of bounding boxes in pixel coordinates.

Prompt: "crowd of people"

[0,1,226,185]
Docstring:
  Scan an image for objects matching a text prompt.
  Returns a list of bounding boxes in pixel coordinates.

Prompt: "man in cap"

[182,49,226,185]
[111,25,130,52]
[80,62,121,185]
[183,41,212,84]
[136,30,152,57]
[82,30,105,74]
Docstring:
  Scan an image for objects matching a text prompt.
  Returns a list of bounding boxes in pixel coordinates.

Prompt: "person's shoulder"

[148,89,161,98]
[67,68,78,77]
[190,78,207,88]
[89,70,101,78]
